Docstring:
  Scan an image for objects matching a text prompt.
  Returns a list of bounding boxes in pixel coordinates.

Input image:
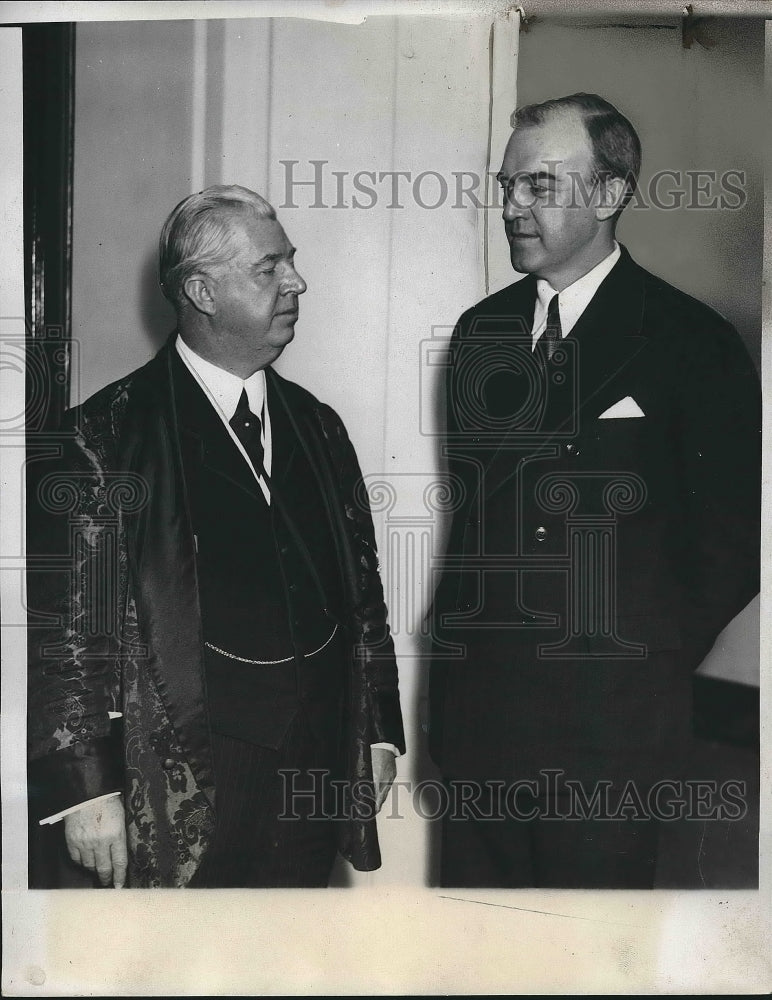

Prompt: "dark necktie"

[537,293,562,367]
[229,387,265,473]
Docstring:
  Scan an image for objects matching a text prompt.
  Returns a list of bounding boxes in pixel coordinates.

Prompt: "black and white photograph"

[2,0,770,993]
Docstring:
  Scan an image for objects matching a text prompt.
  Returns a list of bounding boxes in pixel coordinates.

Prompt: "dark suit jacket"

[28,339,405,886]
[429,246,760,784]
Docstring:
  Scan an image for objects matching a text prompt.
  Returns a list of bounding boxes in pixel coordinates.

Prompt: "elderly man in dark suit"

[429,94,760,888]
[28,185,404,888]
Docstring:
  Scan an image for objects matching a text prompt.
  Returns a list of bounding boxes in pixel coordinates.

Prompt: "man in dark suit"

[28,185,404,888]
[429,94,760,888]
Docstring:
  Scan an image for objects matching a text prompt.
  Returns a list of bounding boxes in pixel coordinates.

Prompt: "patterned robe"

[28,340,405,887]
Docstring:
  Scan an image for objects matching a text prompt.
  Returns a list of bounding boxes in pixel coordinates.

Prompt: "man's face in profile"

[209,214,307,373]
[499,111,604,290]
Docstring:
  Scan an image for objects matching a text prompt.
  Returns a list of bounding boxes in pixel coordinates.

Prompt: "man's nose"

[502,197,520,223]
[502,180,531,222]
[284,266,307,295]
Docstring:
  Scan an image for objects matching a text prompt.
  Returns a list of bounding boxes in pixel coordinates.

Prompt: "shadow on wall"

[140,245,176,352]
[414,633,444,887]
[416,347,451,886]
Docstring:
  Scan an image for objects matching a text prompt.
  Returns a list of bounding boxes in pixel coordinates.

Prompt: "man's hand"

[64,795,127,888]
[371,748,397,813]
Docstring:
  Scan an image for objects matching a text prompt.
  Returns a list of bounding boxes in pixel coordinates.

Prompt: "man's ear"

[595,175,627,222]
[182,274,217,316]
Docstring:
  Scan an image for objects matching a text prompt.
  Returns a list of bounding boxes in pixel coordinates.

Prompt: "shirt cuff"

[39,725,396,823]
[39,790,122,826]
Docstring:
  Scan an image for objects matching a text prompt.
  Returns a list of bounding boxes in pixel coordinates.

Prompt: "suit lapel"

[482,247,649,499]
[173,352,299,497]
[265,368,298,489]
[569,247,648,427]
[265,369,351,612]
[468,276,540,499]
[171,349,265,503]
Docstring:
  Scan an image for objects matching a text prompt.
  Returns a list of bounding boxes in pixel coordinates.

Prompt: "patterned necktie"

[229,388,265,473]
[537,293,562,367]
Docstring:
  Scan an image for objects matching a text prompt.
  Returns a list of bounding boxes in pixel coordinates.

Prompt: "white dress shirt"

[176,334,273,503]
[41,337,396,825]
[531,241,621,348]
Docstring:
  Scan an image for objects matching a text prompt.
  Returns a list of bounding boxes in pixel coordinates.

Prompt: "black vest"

[173,355,346,749]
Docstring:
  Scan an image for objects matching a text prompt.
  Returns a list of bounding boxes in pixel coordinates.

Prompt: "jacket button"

[535,526,548,542]
[162,758,176,770]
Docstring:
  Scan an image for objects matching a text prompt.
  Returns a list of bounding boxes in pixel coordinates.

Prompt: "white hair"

[159,184,276,307]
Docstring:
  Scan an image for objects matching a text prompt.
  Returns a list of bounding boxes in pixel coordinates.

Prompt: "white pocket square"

[598,396,645,419]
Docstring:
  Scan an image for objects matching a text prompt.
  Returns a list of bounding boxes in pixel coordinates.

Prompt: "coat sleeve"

[27,409,124,819]
[674,315,761,670]
[318,403,406,755]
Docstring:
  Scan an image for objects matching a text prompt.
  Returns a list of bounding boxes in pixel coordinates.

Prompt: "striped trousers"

[189,713,339,888]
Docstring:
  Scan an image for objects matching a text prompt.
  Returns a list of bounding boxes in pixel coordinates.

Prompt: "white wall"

[71,19,193,399]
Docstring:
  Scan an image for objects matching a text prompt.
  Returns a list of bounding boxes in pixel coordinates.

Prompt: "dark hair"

[512,93,641,215]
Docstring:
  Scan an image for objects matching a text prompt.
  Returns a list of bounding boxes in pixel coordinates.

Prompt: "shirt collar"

[534,241,621,338]
[175,334,266,421]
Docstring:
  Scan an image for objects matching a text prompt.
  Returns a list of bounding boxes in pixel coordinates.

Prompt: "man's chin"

[509,250,537,275]
[507,240,542,275]
[272,320,297,342]
[266,326,296,360]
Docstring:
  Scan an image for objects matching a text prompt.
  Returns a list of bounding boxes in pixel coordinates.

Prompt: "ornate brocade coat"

[28,341,405,887]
